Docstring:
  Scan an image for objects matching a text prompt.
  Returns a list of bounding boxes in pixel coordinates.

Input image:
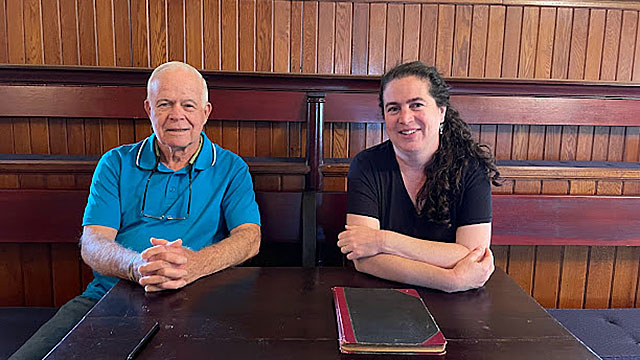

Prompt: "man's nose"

[168,104,185,120]
[398,108,412,123]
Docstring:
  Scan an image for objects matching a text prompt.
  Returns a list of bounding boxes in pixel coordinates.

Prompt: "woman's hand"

[337,225,385,260]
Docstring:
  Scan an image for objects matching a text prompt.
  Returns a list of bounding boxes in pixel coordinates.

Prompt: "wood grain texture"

[302,1,318,73]
[534,7,555,79]
[239,0,255,71]
[584,246,615,308]
[113,0,131,66]
[469,5,489,77]
[558,246,588,308]
[351,2,368,74]
[41,0,61,65]
[617,11,638,81]
[221,0,238,70]
[385,3,403,72]
[95,0,115,66]
[149,0,167,67]
[368,3,386,74]
[59,0,79,65]
[256,0,273,72]
[334,2,352,74]
[518,6,539,78]
[22,0,42,64]
[600,9,622,81]
[568,8,589,79]
[552,8,572,79]
[485,5,505,77]
[185,0,203,68]
[502,6,522,77]
[274,0,291,72]
[610,246,640,308]
[402,4,420,63]
[419,4,438,67]
[436,4,455,75]
[317,1,335,73]
[131,0,149,67]
[584,9,606,80]
[21,243,52,306]
[533,246,562,308]
[167,0,185,62]
[290,1,302,72]
[508,245,535,295]
[452,5,472,76]
[0,0,8,63]
[204,0,221,70]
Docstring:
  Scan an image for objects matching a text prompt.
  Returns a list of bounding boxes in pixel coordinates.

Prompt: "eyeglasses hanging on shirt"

[140,159,193,220]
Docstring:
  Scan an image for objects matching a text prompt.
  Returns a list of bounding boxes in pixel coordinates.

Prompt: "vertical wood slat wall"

[0,0,639,81]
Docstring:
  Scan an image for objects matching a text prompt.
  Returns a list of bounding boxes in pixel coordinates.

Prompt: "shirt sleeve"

[82,150,122,230]
[346,155,380,220]
[456,160,492,227]
[222,159,261,230]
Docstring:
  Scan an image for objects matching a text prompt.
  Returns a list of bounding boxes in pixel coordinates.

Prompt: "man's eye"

[158,103,169,108]
[386,107,399,113]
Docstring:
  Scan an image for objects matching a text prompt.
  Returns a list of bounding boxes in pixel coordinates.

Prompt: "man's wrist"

[127,254,139,283]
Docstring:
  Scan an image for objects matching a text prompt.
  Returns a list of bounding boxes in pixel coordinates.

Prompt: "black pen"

[127,321,159,360]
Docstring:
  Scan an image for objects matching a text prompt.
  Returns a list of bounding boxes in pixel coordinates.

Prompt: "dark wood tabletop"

[46,267,600,360]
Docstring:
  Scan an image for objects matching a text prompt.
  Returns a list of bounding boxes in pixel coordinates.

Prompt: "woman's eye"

[410,103,424,109]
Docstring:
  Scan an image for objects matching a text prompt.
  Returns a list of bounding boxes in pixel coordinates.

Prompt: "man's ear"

[204,102,213,124]
[144,99,152,118]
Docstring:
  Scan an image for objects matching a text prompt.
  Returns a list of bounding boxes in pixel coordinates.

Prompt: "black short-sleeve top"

[346,140,492,243]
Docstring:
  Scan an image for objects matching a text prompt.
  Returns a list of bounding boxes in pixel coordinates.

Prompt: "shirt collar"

[136,132,216,171]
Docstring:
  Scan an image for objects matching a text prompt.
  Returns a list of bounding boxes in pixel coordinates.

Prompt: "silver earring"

[439,122,444,135]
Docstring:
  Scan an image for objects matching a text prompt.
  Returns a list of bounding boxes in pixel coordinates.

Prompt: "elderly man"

[10,61,261,360]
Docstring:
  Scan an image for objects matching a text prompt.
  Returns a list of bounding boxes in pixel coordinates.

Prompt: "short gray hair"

[147,61,209,104]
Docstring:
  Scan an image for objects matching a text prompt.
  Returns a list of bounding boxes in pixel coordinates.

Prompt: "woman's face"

[382,76,446,161]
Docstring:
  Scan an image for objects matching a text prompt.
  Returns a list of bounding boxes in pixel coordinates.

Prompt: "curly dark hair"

[379,61,501,226]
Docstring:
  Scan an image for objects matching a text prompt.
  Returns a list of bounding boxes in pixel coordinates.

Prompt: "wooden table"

[46,267,600,359]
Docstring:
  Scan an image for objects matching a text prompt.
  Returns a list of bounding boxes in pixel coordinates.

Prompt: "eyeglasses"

[140,164,192,220]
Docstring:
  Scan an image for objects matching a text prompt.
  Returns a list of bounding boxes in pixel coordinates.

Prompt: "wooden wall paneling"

[272,123,288,157]
[534,7,555,79]
[479,125,497,156]
[624,181,640,195]
[51,243,83,307]
[591,126,609,161]
[317,1,336,74]
[78,0,97,65]
[508,245,535,295]
[625,127,640,162]
[59,0,78,65]
[323,123,332,158]
[21,243,53,306]
[541,180,568,194]
[19,174,46,188]
[494,124,512,159]
[452,5,472,77]
[635,14,640,81]
[470,124,480,144]
[596,180,623,195]
[558,245,588,308]
[254,175,281,191]
[13,118,32,153]
[543,126,561,160]
[518,6,539,78]
[186,0,204,68]
[608,126,625,161]
[67,118,86,155]
[501,6,522,77]
[617,11,638,81]
[365,123,382,149]
[288,122,302,157]
[402,4,420,63]
[281,175,304,191]
[239,121,256,157]
[384,3,403,72]
[568,8,589,79]
[290,1,302,72]
[0,0,8,63]
[131,0,149,67]
[552,8,572,79]
[584,9,606,80]
[167,0,185,62]
[301,122,307,157]
[349,123,365,157]
[527,125,544,160]
[600,10,622,81]
[134,120,152,142]
[85,119,102,155]
[368,3,386,75]
[468,5,488,77]
[435,4,455,76]
[491,244,508,272]
[511,124,529,160]
[569,180,596,195]
[114,0,132,66]
[513,179,540,194]
[221,0,237,70]
[575,125,594,161]
[256,0,273,72]
[532,245,562,308]
[222,121,240,154]
[0,175,19,188]
[484,5,505,78]
[334,2,352,74]
[273,0,290,72]
[41,0,62,65]
[6,0,25,63]
[0,244,24,305]
[29,118,49,154]
[332,123,348,158]
[239,0,255,71]
[101,119,119,153]
[419,4,438,67]
[610,246,640,308]
[302,1,318,73]
[351,2,369,74]
[204,0,221,70]
[0,119,15,153]
[46,175,76,189]
[560,125,578,160]
[118,119,135,145]
[149,0,167,67]
[204,120,223,145]
[23,0,42,64]
[95,0,115,66]
[255,122,270,156]
[584,246,615,308]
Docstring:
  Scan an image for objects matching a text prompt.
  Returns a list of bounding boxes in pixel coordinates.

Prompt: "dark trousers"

[9,296,98,360]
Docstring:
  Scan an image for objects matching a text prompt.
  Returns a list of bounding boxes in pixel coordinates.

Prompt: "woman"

[337,61,500,292]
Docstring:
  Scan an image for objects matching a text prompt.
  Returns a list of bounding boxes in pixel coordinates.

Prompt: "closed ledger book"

[332,287,446,355]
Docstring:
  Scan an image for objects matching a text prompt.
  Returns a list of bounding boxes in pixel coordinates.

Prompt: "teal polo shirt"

[81,133,261,300]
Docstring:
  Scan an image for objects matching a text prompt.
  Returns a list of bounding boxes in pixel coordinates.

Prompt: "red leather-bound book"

[332,287,446,355]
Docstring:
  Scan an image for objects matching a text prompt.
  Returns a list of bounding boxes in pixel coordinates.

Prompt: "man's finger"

[145,251,187,265]
[150,237,170,245]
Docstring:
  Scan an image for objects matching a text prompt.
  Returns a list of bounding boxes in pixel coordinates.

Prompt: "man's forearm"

[80,226,137,281]
[354,254,459,292]
[189,223,260,281]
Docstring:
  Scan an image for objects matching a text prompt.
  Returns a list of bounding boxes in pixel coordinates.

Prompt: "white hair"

[147,61,209,104]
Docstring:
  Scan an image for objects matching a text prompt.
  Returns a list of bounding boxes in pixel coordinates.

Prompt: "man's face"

[144,68,212,150]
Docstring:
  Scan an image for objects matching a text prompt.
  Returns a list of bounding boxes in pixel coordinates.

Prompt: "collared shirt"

[81,132,261,300]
